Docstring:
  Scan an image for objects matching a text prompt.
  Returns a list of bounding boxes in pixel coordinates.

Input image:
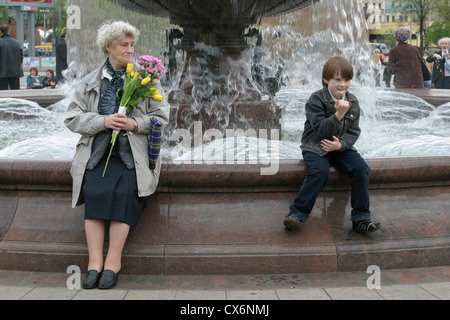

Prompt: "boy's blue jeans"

[289,150,371,223]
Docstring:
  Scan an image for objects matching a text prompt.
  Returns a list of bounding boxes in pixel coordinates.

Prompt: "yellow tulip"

[152,89,159,95]
[132,71,139,80]
[141,77,151,85]
[126,63,134,74]
[153,94,163,101]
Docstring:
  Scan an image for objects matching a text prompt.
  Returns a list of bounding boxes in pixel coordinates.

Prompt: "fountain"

[0,0,449,275]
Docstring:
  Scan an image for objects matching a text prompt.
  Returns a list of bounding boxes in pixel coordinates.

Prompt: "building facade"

[363,0,439,47]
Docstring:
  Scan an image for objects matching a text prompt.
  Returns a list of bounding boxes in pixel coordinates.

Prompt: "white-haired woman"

[426,37,450,89]
[387,27,424,88]
[64,21,170,289]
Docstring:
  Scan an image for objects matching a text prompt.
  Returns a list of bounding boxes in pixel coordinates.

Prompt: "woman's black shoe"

[82,270,102,289]
[98,269,119,289]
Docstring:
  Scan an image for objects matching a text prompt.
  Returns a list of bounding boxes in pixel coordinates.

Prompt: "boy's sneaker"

[284,216,301,231]
[352,220,382,234]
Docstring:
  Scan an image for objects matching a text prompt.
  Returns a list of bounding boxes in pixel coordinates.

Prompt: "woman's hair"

[394,27,411,43]
[30,67,39,75]
[322,56,354,86]
[96,20,140,55]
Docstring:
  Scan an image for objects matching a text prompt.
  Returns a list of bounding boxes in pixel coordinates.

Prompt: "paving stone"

[0,286,34,300]
[225,290,279,300]
[175,290,226,300]
[72,289,128,300]
[324,287,384,300]
[125,289,177,300]
[21,287,79,300]
[419,282,450,300]
[376,285,438,300]
[276,288,331,300]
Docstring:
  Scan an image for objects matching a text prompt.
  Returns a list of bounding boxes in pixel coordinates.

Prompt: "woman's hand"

[321,135,341,152]
[104,113,134,131]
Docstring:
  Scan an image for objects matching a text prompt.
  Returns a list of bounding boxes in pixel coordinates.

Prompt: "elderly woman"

[387,27,424,88]
[426,37,450,89]
[64,21,170,289]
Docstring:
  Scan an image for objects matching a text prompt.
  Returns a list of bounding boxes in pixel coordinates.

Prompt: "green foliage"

[0,7,10,24]
[425,21,450,46]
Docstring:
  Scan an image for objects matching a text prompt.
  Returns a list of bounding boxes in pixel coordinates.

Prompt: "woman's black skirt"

[82,143,146,226]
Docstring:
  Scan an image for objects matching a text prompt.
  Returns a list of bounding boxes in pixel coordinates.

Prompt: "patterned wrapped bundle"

[148,117,163,170]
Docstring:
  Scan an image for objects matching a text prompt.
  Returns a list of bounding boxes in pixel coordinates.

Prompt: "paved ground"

[0,266,448,301]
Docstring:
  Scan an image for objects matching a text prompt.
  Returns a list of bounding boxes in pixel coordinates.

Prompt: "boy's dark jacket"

[300,85,361,156]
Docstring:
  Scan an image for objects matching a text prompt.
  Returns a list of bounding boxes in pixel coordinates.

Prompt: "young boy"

[284,56,382,234]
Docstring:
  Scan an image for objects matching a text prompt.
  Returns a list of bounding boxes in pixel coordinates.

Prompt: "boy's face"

[323,72,351,100]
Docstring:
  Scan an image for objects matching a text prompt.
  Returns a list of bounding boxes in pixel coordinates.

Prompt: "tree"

[0,7,10,25]
[392,0,438,54]
[435,0,450,24]
[423,0,450,47]
[425,21,450,47]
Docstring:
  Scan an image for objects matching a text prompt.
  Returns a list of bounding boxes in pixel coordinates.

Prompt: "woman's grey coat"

[64,64,170,208]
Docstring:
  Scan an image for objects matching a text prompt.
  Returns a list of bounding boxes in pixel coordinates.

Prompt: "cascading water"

[0,0,449,160]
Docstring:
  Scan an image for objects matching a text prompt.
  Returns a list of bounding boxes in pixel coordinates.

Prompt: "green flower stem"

[102,132,118,177]
[102,106,127,177]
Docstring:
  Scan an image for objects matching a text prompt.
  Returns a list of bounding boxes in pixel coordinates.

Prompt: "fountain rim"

[1,156,448,192]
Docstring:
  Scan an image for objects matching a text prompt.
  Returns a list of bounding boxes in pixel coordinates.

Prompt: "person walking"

[387,27,424,88]
[56,27,68,84]
[0,24,24,90]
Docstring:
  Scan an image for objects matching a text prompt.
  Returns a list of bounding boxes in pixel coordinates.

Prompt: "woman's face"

[46,71,52,78]
[107,35,135,70]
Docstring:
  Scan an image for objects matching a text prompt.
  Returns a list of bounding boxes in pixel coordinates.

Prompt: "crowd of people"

[378,27,449,90]
[0,24,68,90]
[26,68,56,89]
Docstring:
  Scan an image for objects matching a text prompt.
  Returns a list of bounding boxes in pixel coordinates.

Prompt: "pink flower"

[139,55,152,62]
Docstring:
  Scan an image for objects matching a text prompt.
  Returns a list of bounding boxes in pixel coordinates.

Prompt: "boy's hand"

[334,100,350,120]
[321,135,341,152]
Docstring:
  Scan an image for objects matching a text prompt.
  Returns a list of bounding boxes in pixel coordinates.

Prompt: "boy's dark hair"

[322,56,354,86]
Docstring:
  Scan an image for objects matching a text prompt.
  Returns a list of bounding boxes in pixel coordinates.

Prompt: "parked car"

[370,43,389,55]
[23,48,50,57]
[23,48,47,57]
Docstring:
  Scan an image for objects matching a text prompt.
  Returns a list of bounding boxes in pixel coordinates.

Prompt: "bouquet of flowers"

[102,55,166,177]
